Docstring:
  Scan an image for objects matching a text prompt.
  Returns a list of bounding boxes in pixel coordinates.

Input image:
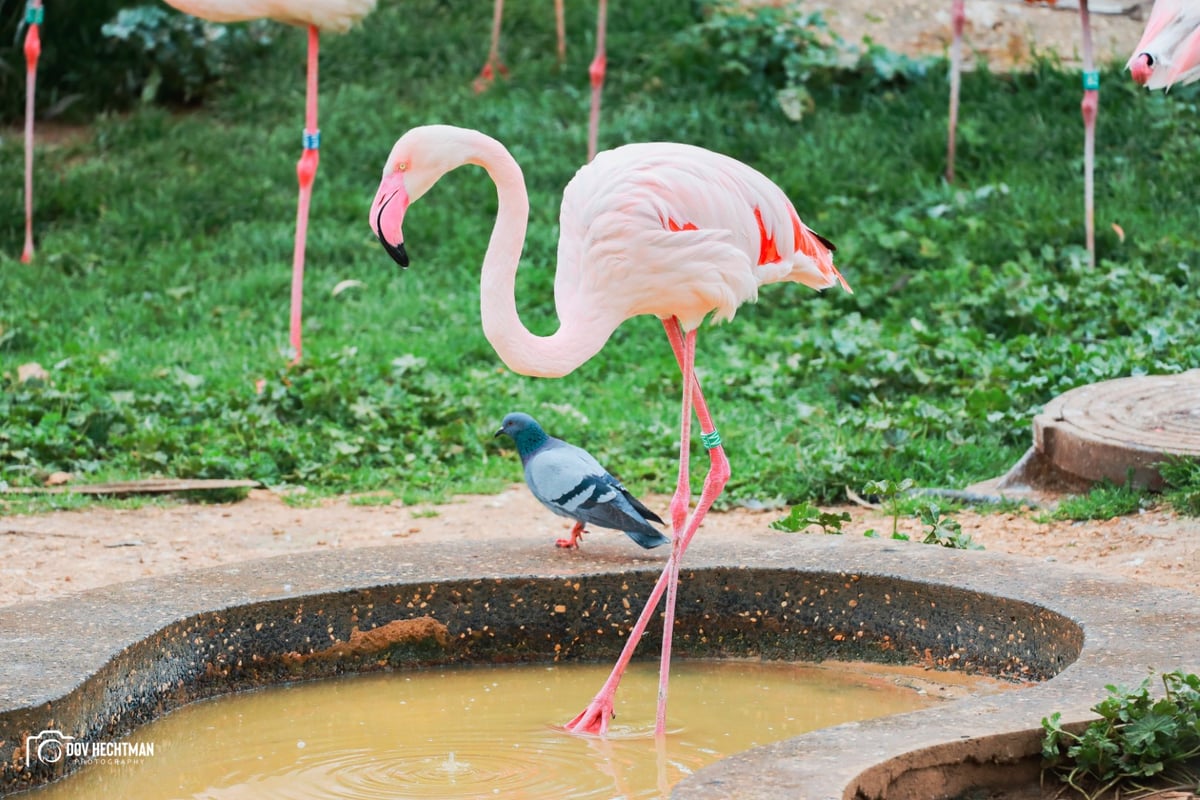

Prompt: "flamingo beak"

[1130,53,1155,85]
[369,171,410,268]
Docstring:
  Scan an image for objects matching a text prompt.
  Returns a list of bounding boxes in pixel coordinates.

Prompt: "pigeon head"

[495,412,550,460]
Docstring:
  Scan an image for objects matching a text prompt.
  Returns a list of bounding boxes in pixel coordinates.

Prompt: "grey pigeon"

[495,412,670,549]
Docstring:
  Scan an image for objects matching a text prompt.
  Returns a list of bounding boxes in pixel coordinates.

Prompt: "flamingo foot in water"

[564,693,614,736]
[555,521,585,549]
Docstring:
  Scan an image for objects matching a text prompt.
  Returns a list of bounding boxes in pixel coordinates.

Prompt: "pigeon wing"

[526,444,662,535]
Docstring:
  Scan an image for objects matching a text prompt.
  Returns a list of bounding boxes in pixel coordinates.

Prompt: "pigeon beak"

[369,171,410,268]
[494,427,505,438]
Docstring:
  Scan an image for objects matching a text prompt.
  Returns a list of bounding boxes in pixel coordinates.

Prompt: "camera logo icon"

[24,730,75,768]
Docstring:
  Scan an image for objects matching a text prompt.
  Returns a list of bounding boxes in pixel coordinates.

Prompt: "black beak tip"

[375,231,409,268]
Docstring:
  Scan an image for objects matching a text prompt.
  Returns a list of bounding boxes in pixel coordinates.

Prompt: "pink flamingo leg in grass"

[587,0,608,161]
[476,0,508,93]
[290,24,321,362]
[1079,0,1098,269]
[564,317,730,737]
[21,1,43,264]
[555,0,566,66]
[946,0,964,182]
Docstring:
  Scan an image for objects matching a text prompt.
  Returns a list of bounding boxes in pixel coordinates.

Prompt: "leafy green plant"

[1042,671,1200,798]
[770,501,850,534]
[916,501,980,550]
[665,1,845,116]
[101,6,276,105]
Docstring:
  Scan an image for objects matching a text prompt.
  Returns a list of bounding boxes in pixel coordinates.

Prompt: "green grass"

[1,0,1198,512]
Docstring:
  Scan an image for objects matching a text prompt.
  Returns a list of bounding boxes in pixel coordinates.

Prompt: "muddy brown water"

[22,659,1006,799]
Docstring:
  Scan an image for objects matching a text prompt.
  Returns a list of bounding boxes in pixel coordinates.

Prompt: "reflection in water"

[29,660,977,799]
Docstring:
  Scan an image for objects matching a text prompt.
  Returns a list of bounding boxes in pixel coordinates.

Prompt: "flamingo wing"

[556,142,845,331]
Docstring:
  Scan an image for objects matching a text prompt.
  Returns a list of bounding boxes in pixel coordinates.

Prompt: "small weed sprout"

[863,478,914,539]
[916,501,981,550]
[771,501,850,535]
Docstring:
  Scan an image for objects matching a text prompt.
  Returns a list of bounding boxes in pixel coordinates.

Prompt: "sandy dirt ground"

[1,485,1196,608]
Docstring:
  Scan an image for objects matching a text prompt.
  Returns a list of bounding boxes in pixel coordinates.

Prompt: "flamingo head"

[370,125,477,268]
[370,169,409,268]
[1130,52,1156,85]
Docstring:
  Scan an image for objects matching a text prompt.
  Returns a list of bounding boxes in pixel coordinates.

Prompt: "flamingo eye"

[396,161,409,173]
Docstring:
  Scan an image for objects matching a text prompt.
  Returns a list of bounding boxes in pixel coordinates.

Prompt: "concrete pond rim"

[1,531,1197,798]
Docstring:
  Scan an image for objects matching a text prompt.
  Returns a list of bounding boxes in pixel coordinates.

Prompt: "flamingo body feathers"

[160,0,376,31]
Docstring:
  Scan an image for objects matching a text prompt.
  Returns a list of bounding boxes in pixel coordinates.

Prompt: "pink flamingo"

[477,0,609,161]
[946,0,1099,267]
[369,124,850,736]
[1127,0,1200,89]
[161,0,377,362]
[21,0,43,264]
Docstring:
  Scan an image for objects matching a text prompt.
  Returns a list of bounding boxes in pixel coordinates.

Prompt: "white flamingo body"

[161,0,375,31]
[557,143,844,332]
[369,125,848,735]
[1128,0,1200,89]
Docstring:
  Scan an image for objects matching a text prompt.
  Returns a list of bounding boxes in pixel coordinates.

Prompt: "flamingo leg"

[946,0,964,182]
[562,318,730,738]
[475,0,508,93]
[1079,0,1098,269]
[587,0,608,161]
[289,25,321,364]
[21,2,43,264]
[655,322,695,735]
[654,318,730,734]
[555,0,566,66]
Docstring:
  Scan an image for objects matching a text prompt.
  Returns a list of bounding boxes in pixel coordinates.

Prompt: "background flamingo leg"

[587,0,608,161]
[21,2,43,264]
[290,24,321,363]
[1079,0,1098,268]
[475,0,507,92]
[555,0,566,66]
[946,0,964,182]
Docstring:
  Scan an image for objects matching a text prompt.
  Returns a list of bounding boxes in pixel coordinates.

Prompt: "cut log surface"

[1034,370,1200,490]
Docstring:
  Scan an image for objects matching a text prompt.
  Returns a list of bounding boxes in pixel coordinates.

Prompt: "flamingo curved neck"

[467,133,615,378]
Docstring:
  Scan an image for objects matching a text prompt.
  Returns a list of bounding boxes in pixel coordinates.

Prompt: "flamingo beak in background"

[1130,52,1155,85]
[370,171,410,268]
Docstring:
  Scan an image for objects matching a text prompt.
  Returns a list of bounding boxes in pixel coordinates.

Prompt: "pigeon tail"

[623,527,671,549]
